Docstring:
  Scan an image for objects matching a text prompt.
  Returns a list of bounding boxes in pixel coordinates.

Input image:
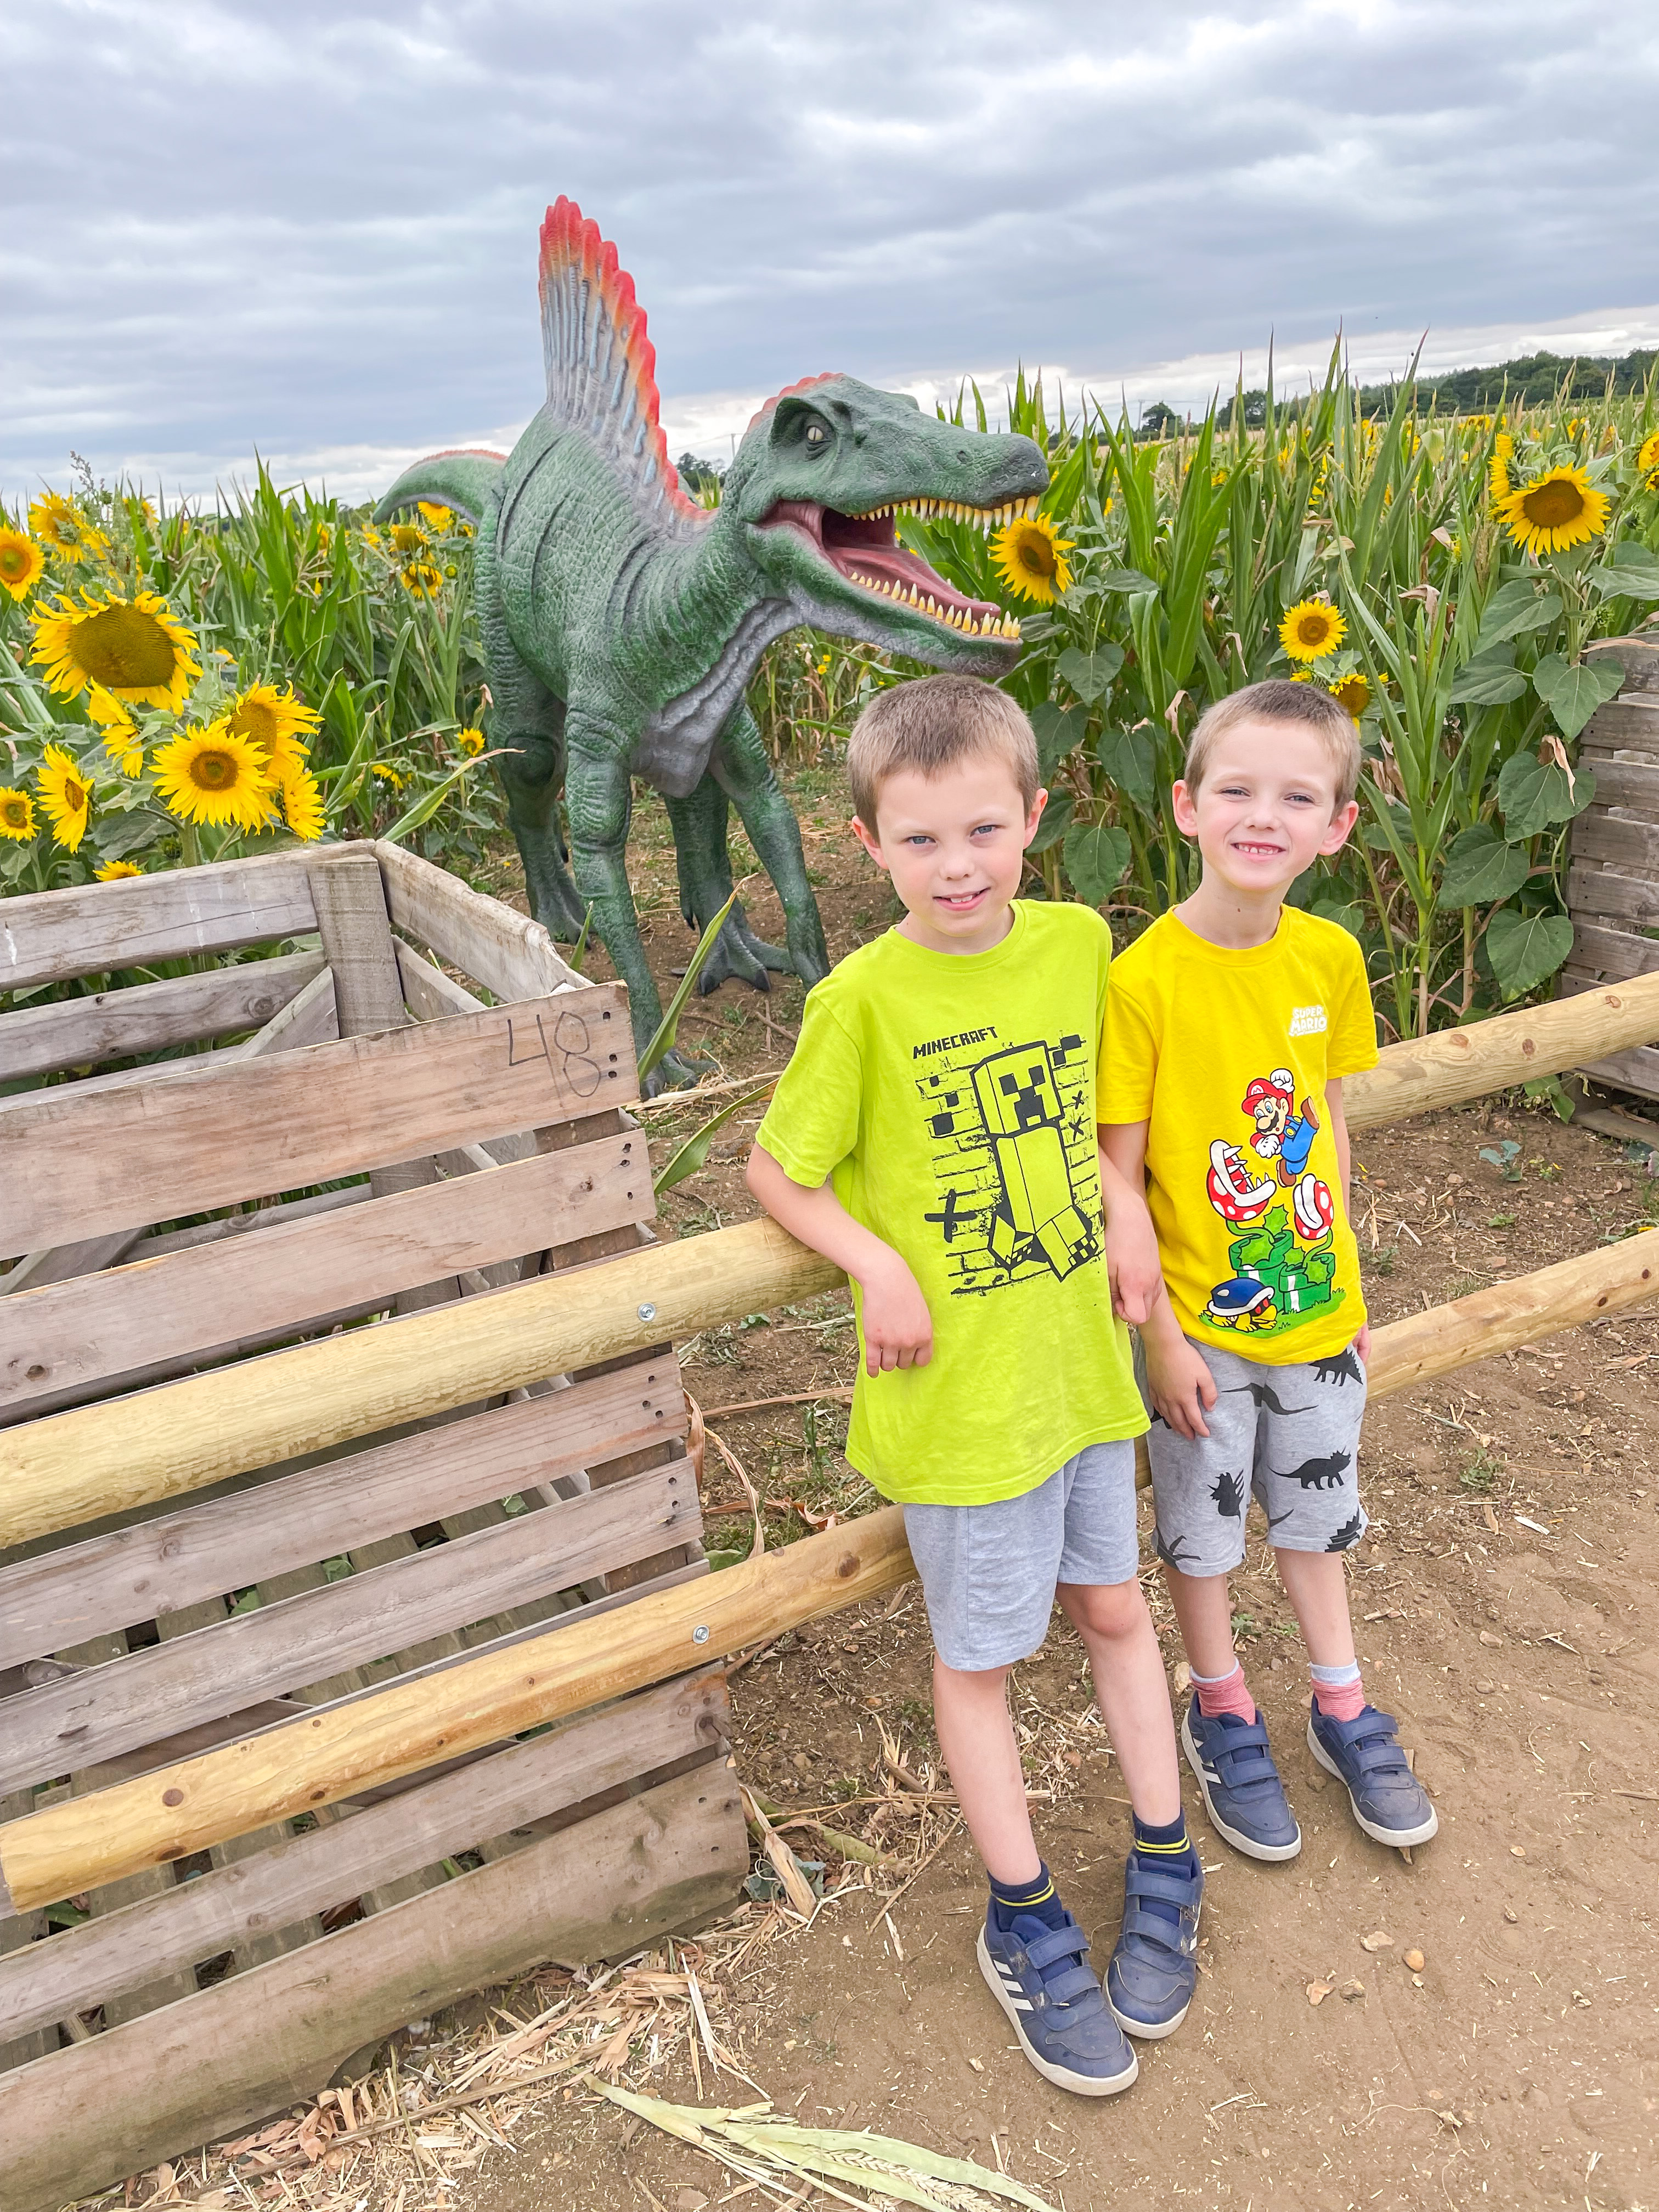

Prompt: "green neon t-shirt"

[754,902,1147,1506]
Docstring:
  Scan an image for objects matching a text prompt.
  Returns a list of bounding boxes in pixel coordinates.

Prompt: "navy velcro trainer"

[977,1905,1138,2096]
[1182,1697,1302,1863]
[1308,1701,1439,1848]
[1105,1853,1203,2039]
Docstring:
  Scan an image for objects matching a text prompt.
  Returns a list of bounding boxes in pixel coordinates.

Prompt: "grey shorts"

[902,1441,1140,1674]
[1147,1338,1368,1578]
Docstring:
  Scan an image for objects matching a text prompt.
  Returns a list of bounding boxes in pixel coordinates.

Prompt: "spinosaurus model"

[377,198,1047,1086]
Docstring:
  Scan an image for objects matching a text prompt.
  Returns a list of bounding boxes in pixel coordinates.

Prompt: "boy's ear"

[1319,797,1361,855]
[1171,778,1200,835]
[850,813,886,869]
[1021,786,1049,847]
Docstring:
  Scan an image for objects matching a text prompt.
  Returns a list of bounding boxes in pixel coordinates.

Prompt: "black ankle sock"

[989,1861,1067,1932]
[1132,1814,1197,1925]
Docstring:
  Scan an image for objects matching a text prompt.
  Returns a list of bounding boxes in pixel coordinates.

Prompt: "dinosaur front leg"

[566,730,702,1092]
[713,704,832,989]
[662,776,777,995]
[484,645,589,940]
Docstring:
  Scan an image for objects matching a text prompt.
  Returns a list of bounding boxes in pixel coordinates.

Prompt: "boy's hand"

[1144,1331,1217,1441]
[1352,1323,1370,1365]
[858,1252,934,1375]
[1104,1199,1165,1327]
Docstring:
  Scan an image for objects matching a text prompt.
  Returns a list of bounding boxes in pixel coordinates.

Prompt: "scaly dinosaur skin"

[378,199,1046,1088]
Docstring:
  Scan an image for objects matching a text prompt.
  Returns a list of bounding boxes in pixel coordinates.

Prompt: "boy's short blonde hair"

[846,675,1040,827]
[1183,679,1363,809]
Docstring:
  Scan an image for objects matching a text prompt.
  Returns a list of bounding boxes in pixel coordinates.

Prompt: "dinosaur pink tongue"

[762,500,1002,622]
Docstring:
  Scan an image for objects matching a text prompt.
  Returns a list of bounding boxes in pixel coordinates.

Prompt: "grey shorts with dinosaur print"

[1146,1338,1368,1577]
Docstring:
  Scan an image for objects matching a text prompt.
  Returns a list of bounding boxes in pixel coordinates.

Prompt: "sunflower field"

[0,465,498,898]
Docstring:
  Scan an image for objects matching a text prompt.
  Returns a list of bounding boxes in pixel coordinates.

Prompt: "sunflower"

[35,743,93,851]
[370,763,408,789]
[86,686,145,776]
[399,561,444,599]
[0,528,44,602]
[991,514,1074,605]
[388,520,428,556]
[95,859,143,881]
[278,767,326,841]
[1279,599,1346,663]
[456,725,486,756]
[1639,431,1659,491]
[416,503,454,531]
[1499,465,1609,558]
[32,587,200,710]
[28,492,109,567]
[0,787,35,842]
[151,721,274,832]
[227,681,320,782]
[1488,433,1515,504]
[1328,671,1372,720]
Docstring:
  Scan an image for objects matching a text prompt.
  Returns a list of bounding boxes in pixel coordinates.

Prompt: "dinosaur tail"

[373,447,506,527]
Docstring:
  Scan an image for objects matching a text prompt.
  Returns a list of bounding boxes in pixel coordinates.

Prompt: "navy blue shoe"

[1182,1698,1302,1863]
[1307,1702,1438,1848]
[1105,1850,1203,2040]
[977,1904,1138,2096]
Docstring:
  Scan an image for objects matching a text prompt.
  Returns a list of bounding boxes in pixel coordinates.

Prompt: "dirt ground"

[459,774,1659,2212]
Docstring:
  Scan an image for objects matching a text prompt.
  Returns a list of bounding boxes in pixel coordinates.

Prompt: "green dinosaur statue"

[377,197,1046,1087]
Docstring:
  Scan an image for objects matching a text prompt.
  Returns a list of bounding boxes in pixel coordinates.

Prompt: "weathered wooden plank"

[1579,699,1659,754]
[0,1675,725,2047]
[0,1214,834,1549]
[0,1364,685,1672]
[0,850,357,997]
[0,953,326,1084]
[394,934,487,1021]
[0,1761,742,2212]
[1567,922,1659,985]
[138,1184,370,1261]
[1572,810,1659,873]
[1573,757,1659,813]
[376,840,582,1001]
[1579,1041,1659,1100]
[0,1792,53,2072]
[1586,636,1659,696]
[0,1459,701,1791]
[0,983,634,1258]
[1,1231,149,1300]
[0,1135,651,1421]
[1568,863,1659,927]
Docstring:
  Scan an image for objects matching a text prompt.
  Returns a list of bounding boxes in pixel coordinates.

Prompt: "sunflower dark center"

[2,797,28,826]
[75,606,179,689]
[230,702,276,745]
[1017,533,1056,579]
[1523,478,1587,527]
[191,750,240,792]
[0,544,30,580]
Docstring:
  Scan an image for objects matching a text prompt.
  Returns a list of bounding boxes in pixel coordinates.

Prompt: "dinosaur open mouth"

[758,499,1026,640]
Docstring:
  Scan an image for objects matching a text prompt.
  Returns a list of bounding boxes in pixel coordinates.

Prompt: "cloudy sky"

[5,0,1658,509]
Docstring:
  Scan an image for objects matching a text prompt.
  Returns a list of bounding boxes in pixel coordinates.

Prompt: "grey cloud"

[4,0,1657,503]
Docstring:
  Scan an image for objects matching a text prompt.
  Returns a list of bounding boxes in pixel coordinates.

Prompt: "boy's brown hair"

[1183,679,1363,808]
[846,674,1040,826]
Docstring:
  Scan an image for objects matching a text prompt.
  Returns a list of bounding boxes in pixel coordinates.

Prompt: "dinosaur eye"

[803,421,830,451]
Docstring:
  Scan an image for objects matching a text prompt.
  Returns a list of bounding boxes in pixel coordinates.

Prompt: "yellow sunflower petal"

[227,682,320,782]
[0,528,45,602]
[95,859,143,881]
[31,587,200,710]
[151,720,274,832]
[1499,465,1609,558]
[1328,672,1372,719]
[456,725,487,756]
[279,768,326,842]
[1278,599,1346,663]
[0,786,36,842]
[990,515,1074,606]
[35,742,93,853]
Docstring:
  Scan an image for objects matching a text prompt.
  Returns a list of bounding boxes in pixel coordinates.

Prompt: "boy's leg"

[930,1656,1040,1884]
[1147,1342,1302,1864]
[1255,1355,1438,1848]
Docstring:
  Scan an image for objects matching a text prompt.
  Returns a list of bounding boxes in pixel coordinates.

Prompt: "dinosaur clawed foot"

[641,1045,717,1099]
[689,903,789,995]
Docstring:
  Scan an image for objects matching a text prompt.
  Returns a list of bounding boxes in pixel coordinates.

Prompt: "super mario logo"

[916,1032,1101,1296]
[1202,1066,1340,1336]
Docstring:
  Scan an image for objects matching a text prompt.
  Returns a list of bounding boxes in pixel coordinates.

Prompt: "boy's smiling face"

[1173,717,1359,902]
[853,751,1046,956]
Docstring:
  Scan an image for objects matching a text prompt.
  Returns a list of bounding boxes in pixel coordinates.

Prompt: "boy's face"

[1172,720,1359,900]
[853,752,1045,955]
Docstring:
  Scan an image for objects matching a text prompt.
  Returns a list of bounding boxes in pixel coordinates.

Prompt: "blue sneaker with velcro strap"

[977,1904,1138,2096]
[1308,1701,1439,1848]
[1182,1697,1303,1863]
[1105,1849,1203,2039]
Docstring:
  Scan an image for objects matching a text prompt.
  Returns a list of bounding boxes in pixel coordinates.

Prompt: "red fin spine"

[746,372,842,432]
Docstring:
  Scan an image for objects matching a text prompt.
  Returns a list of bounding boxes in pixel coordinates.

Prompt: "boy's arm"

[1324,1077,1369,1364]
[1099,1120,1216,1441]
[745,1142,933,1375]
[1096,1139,1163,1327]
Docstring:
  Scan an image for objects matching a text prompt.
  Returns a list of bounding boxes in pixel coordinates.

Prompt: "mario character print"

[1203,1066,1341,1340]
[916,1031,1102,1296]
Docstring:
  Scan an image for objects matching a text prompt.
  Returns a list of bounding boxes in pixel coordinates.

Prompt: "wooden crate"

[1565,636,1659,1102]
[0,845,743,2212]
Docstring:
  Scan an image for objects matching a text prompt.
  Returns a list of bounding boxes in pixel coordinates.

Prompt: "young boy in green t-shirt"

[747,674,1200,2098]
[1099,679,1437,1862]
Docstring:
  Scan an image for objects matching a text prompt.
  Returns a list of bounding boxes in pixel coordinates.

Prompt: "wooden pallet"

[0,845,743,2211]
[1565,636,1659,1102]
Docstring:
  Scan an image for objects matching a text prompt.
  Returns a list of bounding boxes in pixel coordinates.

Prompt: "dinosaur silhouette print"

[1155,1528,1202,1572]
[1220,1379,1314,1418]
[1274,1449,1352,1489]
[1263,1500,1300,1535]
[1326,1509,1366,1551]
[1312,1347,1365,1387]
[1210,1469,1247,1519]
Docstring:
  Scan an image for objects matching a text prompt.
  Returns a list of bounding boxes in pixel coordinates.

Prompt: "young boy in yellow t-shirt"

[748,674,1198,2098]
[1101,680,1438,1861]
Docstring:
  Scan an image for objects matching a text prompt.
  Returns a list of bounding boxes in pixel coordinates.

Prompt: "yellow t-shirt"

[754,902,1148,1506]
[1099,907,1379,1365]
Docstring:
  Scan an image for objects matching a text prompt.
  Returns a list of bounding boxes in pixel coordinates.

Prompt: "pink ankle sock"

[1191,1662,1255,1723]
[1311,1664,1366,1722]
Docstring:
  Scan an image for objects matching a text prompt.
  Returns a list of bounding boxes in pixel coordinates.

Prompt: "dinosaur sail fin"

[537,197,702,525]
